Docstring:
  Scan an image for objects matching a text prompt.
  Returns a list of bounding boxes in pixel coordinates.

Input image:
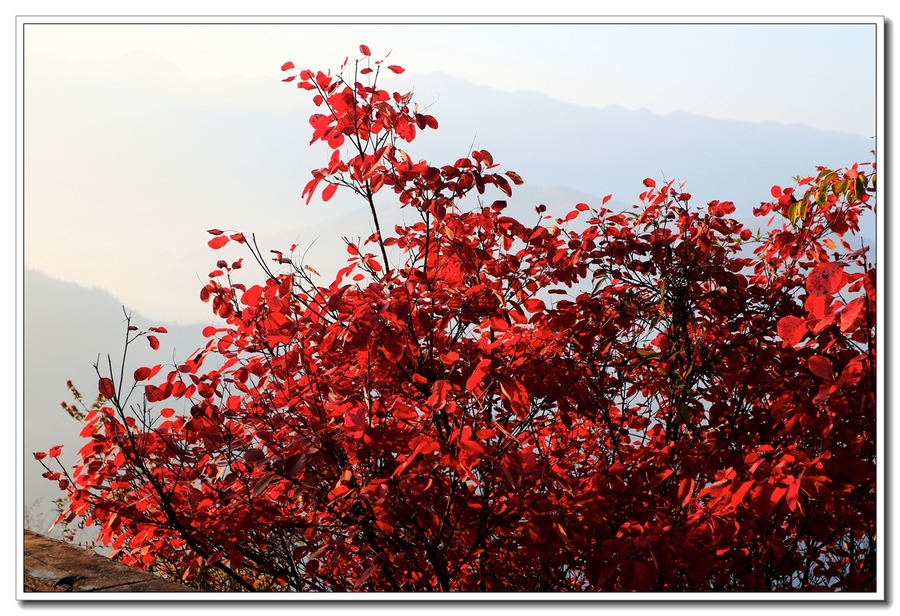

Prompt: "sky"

[19,18,880,326]
[25,21,876,136]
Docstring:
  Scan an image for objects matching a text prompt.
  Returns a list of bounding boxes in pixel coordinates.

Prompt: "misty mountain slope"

[389,72,874,211]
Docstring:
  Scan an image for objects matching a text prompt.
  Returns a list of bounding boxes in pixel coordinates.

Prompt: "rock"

[23,530,194,593]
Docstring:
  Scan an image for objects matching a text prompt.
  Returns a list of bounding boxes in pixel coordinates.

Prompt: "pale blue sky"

[25,21,876,136]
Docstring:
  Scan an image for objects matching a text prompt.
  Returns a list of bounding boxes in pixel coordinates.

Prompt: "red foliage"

[37,48,876,592]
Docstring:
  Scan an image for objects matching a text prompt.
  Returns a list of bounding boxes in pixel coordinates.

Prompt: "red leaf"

[328,484,351,501]
[360,44,371,56]
[48,445,63,458]
[344,406,367,438]
[386,65,405,74]
[649,468,673,489]
[807,263,844,296]
[134,366,151,381]
[804,294,827,320]
[730,480,754,509]
[281,61,295,71]
[391,441,428,478]
[643,178,656,188]
[575,202,590,212]
[523,298,545,313]
[148,335,160,350]
[678,477,695,506]
[770,485,787,506]
[840,296,865,332]
[499,378,530,419]
[202,326,218,338]
[208,236,230,249]
[427,380,451,410]
[807,355,833,379]
[144,384,165,402]
[439,351,460,365]
[770,185,782,198]
[493,175,512,197]
[241,285,264,307]
[708,200,735,216]
[777,315,807,347]
[381,337,403,363]
[459,439,486,456]
[160,407,175,418]
[207,228,223,236]
[505,170,524,186]
[244,448,265,465]
[302,176,321,204]
[322,182,338,202]
[785,477,801,512]
[353,563,382,589]
[99,377,116,399]
[466,359,492,391]
[251,472,277,499]
[33,451,47,461]
[284,454,308,476]
[863,269,876,303]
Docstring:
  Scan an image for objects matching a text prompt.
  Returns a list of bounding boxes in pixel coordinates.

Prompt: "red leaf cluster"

[42,49,876,593]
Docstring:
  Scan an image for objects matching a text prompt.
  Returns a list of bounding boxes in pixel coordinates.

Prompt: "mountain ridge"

[26,51,873,324]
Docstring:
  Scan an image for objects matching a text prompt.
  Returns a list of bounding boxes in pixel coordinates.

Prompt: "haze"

[23,22,877,325]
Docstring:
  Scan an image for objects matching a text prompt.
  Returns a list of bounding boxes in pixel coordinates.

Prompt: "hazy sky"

[21,19,880,325]
[26,21,876,136]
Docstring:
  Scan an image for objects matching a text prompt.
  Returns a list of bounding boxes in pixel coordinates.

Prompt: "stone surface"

[23,530,194,593]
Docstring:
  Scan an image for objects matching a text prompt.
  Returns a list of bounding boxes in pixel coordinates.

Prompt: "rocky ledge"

[23,530,193,593]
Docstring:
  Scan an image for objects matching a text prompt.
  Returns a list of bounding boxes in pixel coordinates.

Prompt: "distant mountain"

[305,70,875,262]
[24,52,875,325]
[386,71,874,212]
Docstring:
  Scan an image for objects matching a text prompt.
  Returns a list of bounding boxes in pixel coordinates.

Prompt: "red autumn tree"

[36,46,876,592]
